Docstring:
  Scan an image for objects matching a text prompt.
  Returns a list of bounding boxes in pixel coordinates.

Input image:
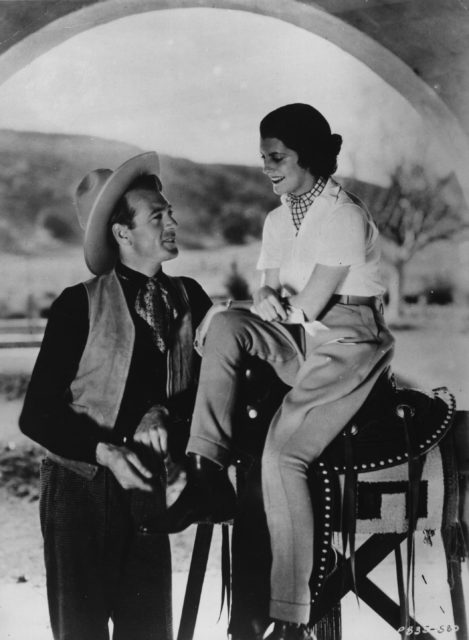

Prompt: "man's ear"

[112,223,131,246]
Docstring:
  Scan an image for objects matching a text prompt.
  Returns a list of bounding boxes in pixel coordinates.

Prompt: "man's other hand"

[96,442,155,492]
[133,405,169,459]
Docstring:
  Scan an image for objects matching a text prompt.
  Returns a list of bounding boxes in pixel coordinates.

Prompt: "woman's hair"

[260,103,342,179]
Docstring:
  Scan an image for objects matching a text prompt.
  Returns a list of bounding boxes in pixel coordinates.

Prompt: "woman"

[165,103,394,639]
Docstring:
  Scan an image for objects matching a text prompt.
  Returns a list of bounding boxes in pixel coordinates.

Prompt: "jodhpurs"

[187,303,394,624]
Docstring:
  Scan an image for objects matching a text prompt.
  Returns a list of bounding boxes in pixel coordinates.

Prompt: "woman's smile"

[260,137,315,196]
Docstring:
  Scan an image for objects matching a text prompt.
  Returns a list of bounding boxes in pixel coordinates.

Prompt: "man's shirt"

[19,263,212,464]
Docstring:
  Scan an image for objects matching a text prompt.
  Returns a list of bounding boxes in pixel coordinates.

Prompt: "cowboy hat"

[74,151,161,275]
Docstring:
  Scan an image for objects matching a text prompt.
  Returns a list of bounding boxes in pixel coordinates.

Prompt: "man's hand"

[96,442,155,492]
[252,286,288,322]
[133,405,169,459]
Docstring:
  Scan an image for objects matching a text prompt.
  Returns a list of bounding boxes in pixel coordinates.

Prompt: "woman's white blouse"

[257,178,385,297]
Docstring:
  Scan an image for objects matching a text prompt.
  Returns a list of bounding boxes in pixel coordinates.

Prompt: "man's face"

[124,188,178,264]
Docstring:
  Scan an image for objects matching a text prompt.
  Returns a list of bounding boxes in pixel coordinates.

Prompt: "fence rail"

[0,319,46,348]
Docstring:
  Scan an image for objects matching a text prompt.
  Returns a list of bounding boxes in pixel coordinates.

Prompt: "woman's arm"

[289,263,349,321]
[289,204,367,321]
[252,268,289,322]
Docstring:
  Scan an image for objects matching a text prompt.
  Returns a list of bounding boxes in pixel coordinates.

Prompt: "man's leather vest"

[47,270,195,479]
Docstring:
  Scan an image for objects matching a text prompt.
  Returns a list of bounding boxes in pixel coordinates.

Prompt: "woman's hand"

[252,286,288,322]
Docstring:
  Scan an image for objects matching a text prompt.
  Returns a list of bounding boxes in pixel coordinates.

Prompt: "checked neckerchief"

[285,176,326,234]
[135,273,178,354]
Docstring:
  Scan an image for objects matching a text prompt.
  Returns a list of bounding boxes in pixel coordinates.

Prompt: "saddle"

[229,360,456,640]
[324,375,455,472]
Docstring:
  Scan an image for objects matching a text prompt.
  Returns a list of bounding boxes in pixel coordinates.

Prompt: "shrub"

[0,372,31,400]
[219,211,248,244]
[0,444,42,498]
[218,205,264,245]
[224,262,250,300]
[42,211,77,242]
[422,275,455,305]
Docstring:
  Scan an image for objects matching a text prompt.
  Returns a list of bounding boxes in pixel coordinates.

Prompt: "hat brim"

[84,152,160,275]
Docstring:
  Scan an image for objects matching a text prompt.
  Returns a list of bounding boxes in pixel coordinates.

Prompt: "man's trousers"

[40,459,172,640]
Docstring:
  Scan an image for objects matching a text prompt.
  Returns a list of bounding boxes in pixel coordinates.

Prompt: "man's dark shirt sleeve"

[181,276,212,327]
[164,276,212,421]
[19,284,105,463]
[19,275,212,464]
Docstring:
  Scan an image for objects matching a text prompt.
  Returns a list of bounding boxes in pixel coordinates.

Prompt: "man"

[19,152,212,640]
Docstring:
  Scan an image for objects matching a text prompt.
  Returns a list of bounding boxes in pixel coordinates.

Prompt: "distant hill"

[1,129,400,255]
[0,130,143,252]
[11,129,463,258]
[0,129,279,253]
[2,130,467,305]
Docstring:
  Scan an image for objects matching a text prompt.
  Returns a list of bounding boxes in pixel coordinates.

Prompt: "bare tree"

[376,165,468,320]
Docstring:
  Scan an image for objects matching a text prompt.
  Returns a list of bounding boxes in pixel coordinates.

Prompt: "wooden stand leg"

[316,535,440,640]
[449,563,468,640]
[177,524,214,640]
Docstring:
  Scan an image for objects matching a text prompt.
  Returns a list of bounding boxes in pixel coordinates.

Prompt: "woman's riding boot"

[162,453,237,533]
[264,621,315,640]
[229,615,269,640]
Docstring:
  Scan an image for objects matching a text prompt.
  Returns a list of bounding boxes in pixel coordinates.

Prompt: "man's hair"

[260,103,343,179]
[108,174,162,246]
[109,174,162,228]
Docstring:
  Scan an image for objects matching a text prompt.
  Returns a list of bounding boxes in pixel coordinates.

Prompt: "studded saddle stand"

[226,360,459,640]
[172,358,462,640]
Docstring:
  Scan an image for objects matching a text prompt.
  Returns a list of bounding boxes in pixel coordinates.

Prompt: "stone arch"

[1,0,468,202]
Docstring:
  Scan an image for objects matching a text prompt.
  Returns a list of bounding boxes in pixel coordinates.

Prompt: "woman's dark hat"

[74,152,160,275]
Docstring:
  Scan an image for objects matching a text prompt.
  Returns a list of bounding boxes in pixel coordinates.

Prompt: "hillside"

[1,129,465,277]
[1,130,468,316]
[1,129,399,254]
[0,130,278,252]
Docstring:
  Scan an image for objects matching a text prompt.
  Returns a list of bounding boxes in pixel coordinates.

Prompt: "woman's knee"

[206,310,244,338]
[262,440,321,476]
[204,310,252,355]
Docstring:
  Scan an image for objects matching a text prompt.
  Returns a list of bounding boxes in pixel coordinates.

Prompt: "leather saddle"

[228,359,456,640]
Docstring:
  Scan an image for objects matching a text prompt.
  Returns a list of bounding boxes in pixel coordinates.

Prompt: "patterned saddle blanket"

[335,445,444,534]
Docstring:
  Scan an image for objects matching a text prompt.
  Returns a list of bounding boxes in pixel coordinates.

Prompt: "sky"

[0,7,440,185]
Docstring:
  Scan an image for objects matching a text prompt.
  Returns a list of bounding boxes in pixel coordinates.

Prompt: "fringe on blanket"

[440,430,468,589]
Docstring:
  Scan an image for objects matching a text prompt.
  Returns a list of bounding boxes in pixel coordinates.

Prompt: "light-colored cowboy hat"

[74,151,161,275]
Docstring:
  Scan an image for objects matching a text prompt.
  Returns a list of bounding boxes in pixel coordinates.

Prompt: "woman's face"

[260,137,315,196]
